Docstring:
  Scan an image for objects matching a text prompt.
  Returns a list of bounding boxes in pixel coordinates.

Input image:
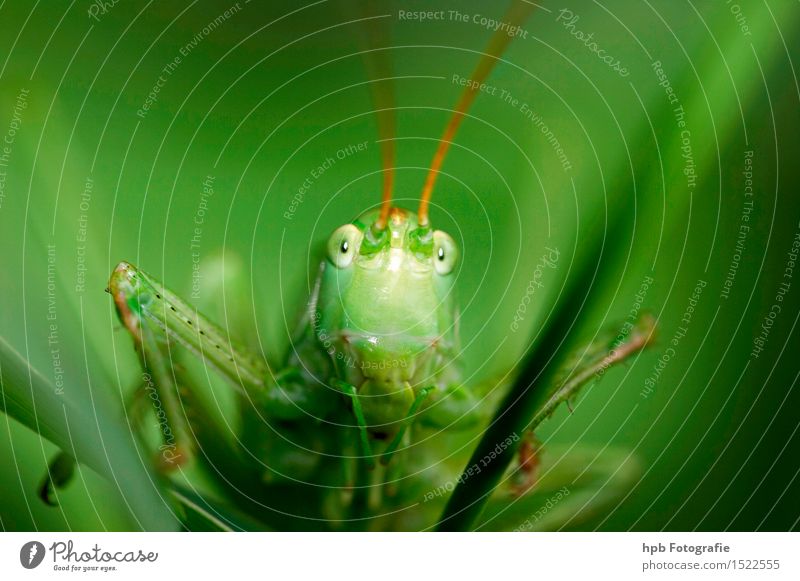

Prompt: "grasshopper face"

[314,207,459,426]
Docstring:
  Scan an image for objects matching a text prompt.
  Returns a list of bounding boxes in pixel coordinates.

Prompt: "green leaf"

[0,335,180,531]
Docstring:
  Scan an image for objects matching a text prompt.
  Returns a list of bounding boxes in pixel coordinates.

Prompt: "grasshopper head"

[314,208,458,394]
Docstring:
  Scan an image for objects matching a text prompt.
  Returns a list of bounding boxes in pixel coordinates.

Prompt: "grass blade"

[0,335,180,530]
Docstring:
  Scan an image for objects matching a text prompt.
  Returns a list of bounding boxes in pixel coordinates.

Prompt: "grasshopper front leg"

[107,261,271,469]
[108,262,268,394]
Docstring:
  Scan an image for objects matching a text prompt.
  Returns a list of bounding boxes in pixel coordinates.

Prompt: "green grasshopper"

[43,1,653,530]
[104,210,651,529]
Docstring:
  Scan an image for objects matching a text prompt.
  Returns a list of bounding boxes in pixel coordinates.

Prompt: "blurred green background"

[0,0,798,531]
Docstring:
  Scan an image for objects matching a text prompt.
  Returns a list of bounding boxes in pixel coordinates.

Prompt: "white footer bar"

[1,532,797,580]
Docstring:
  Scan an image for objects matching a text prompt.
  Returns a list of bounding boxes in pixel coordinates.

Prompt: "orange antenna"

[418,0,536,226]
[372,76,395,230]
[359,3,396,230]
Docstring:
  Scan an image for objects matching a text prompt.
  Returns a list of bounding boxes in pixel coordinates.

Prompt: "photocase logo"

[20,541,46,569]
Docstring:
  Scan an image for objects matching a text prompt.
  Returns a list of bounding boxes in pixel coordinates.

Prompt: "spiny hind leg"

[507,313,656,495]
[415,314,656,497]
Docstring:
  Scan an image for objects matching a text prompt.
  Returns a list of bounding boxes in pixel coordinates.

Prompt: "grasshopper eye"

[433,230,457,275]
[327,224,362,268]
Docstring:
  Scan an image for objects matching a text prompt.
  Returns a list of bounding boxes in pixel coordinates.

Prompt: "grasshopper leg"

[108,262,269,396]
[331,379,375,468]
[380,386,433,465]
[108,261,270,469]
[506,313,656,494]
[110,289,194,468]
